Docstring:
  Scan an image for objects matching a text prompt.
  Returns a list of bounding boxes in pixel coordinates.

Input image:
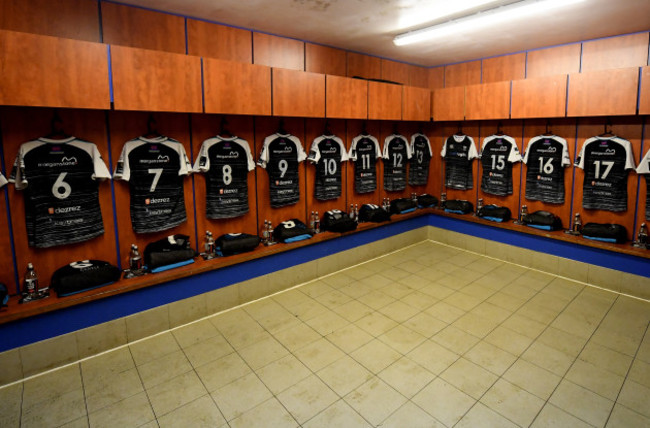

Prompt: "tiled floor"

[2,240,650,428]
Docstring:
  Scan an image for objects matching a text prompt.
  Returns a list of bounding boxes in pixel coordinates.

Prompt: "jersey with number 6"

[383,134,411,192]
[522,135,571,204]
[408,133,433,186]
[194,136,255,219]
[479,135,521,196]
[113,136,191,233]
[9,137,111,248]
[257,133,306,208]
[349,134,381,194]
[575,136,635,212]
[308,135,348,201]
[636,148,650,220]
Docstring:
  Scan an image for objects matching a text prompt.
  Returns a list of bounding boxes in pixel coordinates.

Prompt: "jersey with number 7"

[113,136,191,233]
[10,137,111,248]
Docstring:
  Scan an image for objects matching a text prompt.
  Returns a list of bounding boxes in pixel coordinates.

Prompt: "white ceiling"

[114,0,650,66]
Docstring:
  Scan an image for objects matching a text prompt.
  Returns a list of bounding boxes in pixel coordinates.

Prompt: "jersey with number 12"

[383,134,411,192]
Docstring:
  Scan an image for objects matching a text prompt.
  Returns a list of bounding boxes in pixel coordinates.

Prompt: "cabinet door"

[639,66,650,115]
[204,59,271,116]
[326,76,367,119]
[567,68,638,117]
[465,81,511,120]
[511,75,567,119]
[368,82,402,120]
[272,69,325,118]
[402,86,431,121]
[432,87,465,121]
[110,45,203,113]
[0,30,109,109]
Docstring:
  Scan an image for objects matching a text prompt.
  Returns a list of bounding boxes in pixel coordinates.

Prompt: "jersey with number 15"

[113,136,191,233]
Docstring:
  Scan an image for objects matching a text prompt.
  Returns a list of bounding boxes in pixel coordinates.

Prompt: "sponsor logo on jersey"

[216,152,240,160]
[219,189,238,194]
[140,155,170,164]
[277,180,293,185]
[274,145,293,154]
[145,197,170,205]
[321,147,338,154]
[493,146,509,152]
[605,149,616,154]
[39,156,78,167]
[537,147,557,153]
[49,205,81,214]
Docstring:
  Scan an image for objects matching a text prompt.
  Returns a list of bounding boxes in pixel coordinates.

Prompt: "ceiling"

[114,0,650,66]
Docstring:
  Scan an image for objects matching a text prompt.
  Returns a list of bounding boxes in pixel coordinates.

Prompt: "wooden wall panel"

[445,61,481,88]
[0,107,118,286]
[520,118,577,227]
[476,121,524,218]
[0,0,99,41]
[567,68,638,117]
[429,67,445,90]
[571,117,642,240]
[465,81,511,120]
[253,33,304,71]
[439,122,480,205]
[425,124,444,199]
[0,183,16,292]
[204,59,271,116]
[0,30,110,109]
[111,46,203,113]
[482,53,526,83]
[402,87,431,122]
[581,32,649,72]
[101,2,185,53]
[108,111,197,261]
[433,87,465,122]
[187,19,252,63]
[526,44,581,78]
[254,117,307,228]
[345,120,383,207]
[305,119,349,217]
[511,75,567,119]
[368,82,402,120]
[190,114,258,239]
[326,76,368,119]
[409,66,430,88]
[273,69,325,118]
[381,59,409,85]
[347,52,381,80]
[306,43,346,76]
[640,66,650,115]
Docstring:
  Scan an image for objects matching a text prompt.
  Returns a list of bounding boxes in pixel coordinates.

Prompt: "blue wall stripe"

[107,45,114,104]
[104,111,122,270]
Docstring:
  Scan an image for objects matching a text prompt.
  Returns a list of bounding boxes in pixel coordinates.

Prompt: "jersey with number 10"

[113,136,191,233]
[194,136,255,219]
[9,137,111,248]
[257,133,306,208]
[575,136,635,212]
[522,135,571,204]
[383,134,411,192]
[409,133,432,186]
[479,135,521,196]
[349,134,381,194]
[308,135,348,201]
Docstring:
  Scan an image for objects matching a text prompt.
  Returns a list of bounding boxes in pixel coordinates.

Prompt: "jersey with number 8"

[10,137,111,248]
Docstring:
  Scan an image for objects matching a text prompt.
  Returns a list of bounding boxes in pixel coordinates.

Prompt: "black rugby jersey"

[575,136,635,212]
[382,134,411,192]
[257,133,306,207]
[0,173,7,188]
[348,134,381,194]
[114,136,191,233]
[408,133,433,186]
[307,135,348,201]
[194,136,255,219]
[479,135,521,196]
[441,135,478,190]
[636,149,650,220]
[9,137,111,248]
[522,135,571,204]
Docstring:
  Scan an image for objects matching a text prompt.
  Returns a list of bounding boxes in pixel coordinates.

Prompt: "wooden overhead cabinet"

[511,75,567,119]
[402,86,431,121]
[368,81,402,120]
[204,58,272,115]
[272,68,325,117]
[465,81,511,120]
[567,68,638,117]
[639,66,650,115]
[0,30,110,109]
[432,87,465,121]
[326,75,367,119]
[110,45,203,112]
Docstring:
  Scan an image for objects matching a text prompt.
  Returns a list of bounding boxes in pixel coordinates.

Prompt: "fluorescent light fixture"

[394,0,586,46]
[397,0,503,30]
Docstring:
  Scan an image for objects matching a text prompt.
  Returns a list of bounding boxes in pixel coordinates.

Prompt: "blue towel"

[150,259,195,273]
[482,216,505,223]
[583,235,617,243]
[284,234,313,243]
[526,224,553,231]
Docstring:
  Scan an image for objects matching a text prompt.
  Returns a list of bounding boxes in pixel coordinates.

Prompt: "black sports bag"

[51,260,121,297]
[216,233,260,256]
[144,234,197,271]
[273,219,313,243]
[581,223,628,244]
[0,282,8,307]
[444,199,474,214]
[358,204,391,223]
[321,209,358,233]
[477,205,511,222]
[390,198,418,215]
[523,210,563,231]
[417,194,438,208]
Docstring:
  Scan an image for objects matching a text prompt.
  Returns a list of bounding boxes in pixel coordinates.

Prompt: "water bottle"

[24,263,38,297]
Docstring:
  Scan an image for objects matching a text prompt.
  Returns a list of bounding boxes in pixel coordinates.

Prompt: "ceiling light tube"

[393,0,586,46]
